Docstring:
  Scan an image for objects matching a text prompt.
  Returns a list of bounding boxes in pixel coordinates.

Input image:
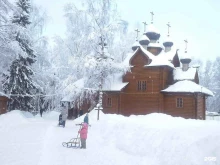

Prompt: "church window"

[176,98,183,108]
[106,98,112,107]
[137,81,147,91]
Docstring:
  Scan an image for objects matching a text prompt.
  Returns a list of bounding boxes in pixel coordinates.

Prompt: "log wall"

[163,94,196,119]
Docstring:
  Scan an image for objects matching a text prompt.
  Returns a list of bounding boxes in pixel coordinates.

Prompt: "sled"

[62,123,83,148]
[62,137,81,148]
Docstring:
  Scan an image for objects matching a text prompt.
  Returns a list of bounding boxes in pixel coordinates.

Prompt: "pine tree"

[3,0,37,111]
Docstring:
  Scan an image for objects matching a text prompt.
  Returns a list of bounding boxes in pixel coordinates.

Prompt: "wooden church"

[101,17,213,120]
[62,14,213,120]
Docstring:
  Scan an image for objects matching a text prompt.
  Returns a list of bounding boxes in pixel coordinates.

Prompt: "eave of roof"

[161,80,214,96]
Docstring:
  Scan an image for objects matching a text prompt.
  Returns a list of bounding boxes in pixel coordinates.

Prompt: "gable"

[129,48,150,66]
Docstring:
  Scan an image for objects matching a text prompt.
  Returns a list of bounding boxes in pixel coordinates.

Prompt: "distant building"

[61,79,98,119]
[0,91,9,115]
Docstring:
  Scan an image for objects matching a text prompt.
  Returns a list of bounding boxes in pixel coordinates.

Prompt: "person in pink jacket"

[78,123,88,149]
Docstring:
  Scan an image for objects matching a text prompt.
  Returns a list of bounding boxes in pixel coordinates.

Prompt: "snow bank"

[86,111,220,165]
[0,110,30,127]
[21,111,34,118]
[42,111,60,120]
[33,111,60,120]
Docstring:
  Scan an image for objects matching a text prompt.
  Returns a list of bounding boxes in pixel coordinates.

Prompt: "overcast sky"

[34,0,220,61]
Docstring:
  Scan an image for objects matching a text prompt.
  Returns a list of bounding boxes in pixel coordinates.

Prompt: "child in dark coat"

[84,113,89,124]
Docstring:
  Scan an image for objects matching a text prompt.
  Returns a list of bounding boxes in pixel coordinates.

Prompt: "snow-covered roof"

[147,42,163,48]
[131,40,140,50]
[139,35,150,45]
[122,46,174,68]
[122,46,155,67]
[173,67,197,81]
[146,24,159,34]
[139,46,156,60]
[143,47,174,68]
[62,73,129,101]
[0,91,9,98]
[61,78,86,102]
[146,54,174,68]
[164,49,177,61]
[161,80,214,96]
[102,73,128,91]
[63,78,84,94]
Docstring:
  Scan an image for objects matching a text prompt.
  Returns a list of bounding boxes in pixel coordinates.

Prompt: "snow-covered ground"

[0,110,220,165]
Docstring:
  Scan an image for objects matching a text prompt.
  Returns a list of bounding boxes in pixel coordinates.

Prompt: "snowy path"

[0,117,51,165]
[36,120,157,165]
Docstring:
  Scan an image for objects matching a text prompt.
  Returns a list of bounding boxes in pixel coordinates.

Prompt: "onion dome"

[139,35,150,45]
[163,36,173,47]
[145,24,160,42]
[180,40,191,71]
[180,53,191,64]
[180,39,191,64]
[163,36,173,52]
[163,22,173,52]
[132,40,140,51]
[180,53,191,71]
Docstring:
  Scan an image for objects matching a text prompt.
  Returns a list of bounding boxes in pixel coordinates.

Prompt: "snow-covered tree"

[44,0,134,109]
[207,57,220,112]
[27,4,55,112]
[0,0,16,87]
[0,0,14,24]
[3,0,37,111]
[49,0,132,108]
